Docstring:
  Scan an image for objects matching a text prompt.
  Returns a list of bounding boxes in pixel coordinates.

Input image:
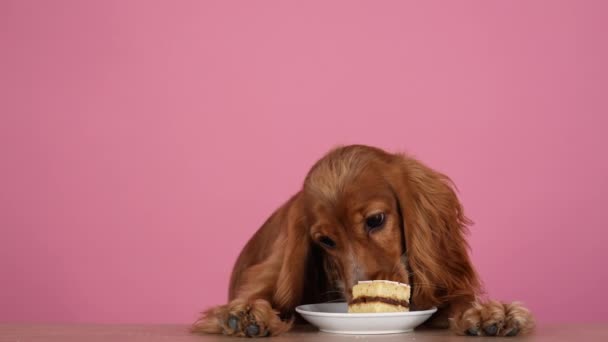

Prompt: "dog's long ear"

[387,155,481,308]
[272,192,311,310]
[229,192,311,313]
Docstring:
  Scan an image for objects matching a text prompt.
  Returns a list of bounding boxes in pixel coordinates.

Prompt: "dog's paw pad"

[451,301,534,337]
[195,299,291,337]
[245,324,260,337]
[466,327,480,336]
[505,327,520,336]
[484,324,498,336]
[227,315,240,331]
[222,311,262,337]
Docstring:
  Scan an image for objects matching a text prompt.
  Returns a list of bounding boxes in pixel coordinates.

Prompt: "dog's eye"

[365,213,385,231]
[318,236,336,249]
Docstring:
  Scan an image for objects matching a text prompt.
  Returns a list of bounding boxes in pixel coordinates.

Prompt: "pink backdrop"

[1,0,607,324]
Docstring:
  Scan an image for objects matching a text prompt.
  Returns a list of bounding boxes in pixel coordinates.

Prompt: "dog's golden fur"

[192,145,534,337]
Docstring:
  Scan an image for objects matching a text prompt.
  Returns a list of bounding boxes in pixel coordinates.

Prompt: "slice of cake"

[348,280,410,313]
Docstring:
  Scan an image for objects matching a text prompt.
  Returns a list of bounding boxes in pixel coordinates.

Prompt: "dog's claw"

[246,324,260,337]
[227,315,239,331]
[484,324,498,336]
[466,327,479,336]
[506,328,519,336]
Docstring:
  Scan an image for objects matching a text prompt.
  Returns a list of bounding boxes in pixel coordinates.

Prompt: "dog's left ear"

[386,154,481,308]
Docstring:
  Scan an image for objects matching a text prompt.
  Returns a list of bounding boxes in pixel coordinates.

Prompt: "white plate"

[295,302,437,335]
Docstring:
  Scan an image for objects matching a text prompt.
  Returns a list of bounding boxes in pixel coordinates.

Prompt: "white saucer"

[295,302,437,335]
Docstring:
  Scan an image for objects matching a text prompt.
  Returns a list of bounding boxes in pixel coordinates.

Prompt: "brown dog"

[192,145,534,337]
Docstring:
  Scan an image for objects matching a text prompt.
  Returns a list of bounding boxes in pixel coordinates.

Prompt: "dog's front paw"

[192,299,292,337]
[450,300,534,337]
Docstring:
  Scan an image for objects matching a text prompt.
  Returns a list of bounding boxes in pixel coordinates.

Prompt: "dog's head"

[287,145,479,308]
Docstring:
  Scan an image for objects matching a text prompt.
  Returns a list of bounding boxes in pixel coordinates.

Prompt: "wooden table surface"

[1,324,607,342]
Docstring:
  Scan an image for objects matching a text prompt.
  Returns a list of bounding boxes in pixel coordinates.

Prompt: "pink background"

[1,0,607,324]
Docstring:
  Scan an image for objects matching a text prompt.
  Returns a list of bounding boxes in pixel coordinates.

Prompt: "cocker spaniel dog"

[193,145,534,337]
